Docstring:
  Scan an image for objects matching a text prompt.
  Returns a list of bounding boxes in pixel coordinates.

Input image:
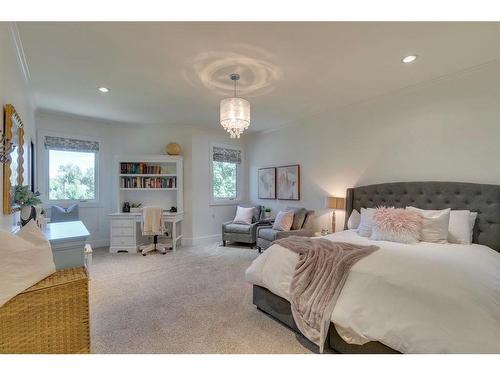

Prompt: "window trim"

[209,142,243,206]
[38,130,101,207]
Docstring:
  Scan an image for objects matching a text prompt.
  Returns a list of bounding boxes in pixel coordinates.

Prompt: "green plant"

[264,207,272,213]
[14,185,42,207]
[131,202,142,208]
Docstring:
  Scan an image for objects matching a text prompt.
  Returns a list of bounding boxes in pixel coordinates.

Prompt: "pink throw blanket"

[274,236,378,352]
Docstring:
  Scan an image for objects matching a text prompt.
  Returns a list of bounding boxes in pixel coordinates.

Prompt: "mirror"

[3,104,24,214]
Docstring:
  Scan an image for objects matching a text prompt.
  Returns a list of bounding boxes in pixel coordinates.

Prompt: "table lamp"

[327,196,345,233]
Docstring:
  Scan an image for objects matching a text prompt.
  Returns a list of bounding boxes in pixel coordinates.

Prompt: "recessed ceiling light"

[402,55,417,64]
[98,87,110,93]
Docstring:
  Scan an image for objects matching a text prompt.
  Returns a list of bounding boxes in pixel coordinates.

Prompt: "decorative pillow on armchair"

[370,207,422,244]
[272,211,294,231]
[233,206,254,225]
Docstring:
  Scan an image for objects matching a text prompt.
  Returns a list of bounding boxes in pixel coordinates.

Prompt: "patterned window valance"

[45,136,99,153]
[212,146,241,164]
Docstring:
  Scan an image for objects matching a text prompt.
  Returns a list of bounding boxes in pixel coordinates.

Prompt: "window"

[45,136,99,202]
[211,145,242,204]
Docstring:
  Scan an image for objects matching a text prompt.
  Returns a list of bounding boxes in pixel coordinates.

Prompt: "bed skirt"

[252,285,399,354]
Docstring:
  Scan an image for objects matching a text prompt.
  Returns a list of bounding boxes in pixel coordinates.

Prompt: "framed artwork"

[277,164,300,200]
[258,167,276,199]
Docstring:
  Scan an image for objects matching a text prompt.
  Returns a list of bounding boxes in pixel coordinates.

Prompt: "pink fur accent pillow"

[370,207,422,244]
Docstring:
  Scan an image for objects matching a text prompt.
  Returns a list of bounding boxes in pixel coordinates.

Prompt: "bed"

[246,181,500,353]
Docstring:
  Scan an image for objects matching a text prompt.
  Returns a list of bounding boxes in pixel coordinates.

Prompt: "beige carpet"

[90,242,315,353]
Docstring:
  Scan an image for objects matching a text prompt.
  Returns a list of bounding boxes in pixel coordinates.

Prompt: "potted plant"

[263,207,272,220]
[14,185,42,226]
[130,202,143,213]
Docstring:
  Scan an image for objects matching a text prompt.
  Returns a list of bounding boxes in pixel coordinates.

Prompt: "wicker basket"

[0,267,90,354]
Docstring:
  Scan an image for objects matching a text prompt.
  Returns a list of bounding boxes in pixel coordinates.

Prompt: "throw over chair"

[139,206,168,256]
[257,207,315,251]
[222,205,262,247]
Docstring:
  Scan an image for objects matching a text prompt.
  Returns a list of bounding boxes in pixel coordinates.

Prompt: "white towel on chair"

[142,206,164,236]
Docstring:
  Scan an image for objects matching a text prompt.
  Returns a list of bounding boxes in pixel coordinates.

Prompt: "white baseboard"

[87,238,110,249]
[182,234,221,247]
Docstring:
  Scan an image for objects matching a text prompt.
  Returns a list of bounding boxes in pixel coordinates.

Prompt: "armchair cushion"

[224,223,253,234]
[285,207,307,230]
[257,228,278,242]
[275,229,313,240]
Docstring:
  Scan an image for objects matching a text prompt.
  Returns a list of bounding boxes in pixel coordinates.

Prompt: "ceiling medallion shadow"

[185,46,282,98]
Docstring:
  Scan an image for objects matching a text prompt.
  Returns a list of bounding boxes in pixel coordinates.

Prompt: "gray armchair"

[222,205,262,248]
[257,207,315,252]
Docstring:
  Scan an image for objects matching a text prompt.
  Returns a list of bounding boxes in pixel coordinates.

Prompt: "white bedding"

[245,230,500,353]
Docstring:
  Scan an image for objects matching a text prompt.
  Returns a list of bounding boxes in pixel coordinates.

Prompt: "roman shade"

[212,146,241,164]
[44,136,99,153]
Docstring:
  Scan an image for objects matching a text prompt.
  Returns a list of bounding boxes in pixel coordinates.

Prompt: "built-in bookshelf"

[120,176,177,189]
[115,155,183,213]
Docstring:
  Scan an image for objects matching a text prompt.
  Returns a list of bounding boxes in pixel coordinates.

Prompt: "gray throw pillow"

[51,204,79,223]
[285,207,307,230]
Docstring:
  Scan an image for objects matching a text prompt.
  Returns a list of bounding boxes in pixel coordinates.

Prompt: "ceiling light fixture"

[402,55,417,64]
[220,74,250,139]
[98,87,110,93]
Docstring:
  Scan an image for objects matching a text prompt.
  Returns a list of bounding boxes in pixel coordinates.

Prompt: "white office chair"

[139,207,169,256]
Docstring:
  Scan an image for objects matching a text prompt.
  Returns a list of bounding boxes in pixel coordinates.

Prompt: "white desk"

[108,211,183,253]
[43,221,90,270]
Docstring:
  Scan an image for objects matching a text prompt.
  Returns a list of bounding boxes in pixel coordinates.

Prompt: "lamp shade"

[327,196,345,210]
[220,97,250,139]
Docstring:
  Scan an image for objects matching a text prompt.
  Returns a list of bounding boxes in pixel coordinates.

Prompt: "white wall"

[246,61,500,232]
[0,23,36,232]
[190,128,247,243]
[35,110,245,247]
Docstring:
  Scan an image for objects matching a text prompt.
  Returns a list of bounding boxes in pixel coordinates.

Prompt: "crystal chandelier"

[220,73,250,139]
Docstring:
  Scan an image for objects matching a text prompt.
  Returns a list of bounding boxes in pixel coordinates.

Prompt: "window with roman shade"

[211,145,242,203]
[45,135,99,201]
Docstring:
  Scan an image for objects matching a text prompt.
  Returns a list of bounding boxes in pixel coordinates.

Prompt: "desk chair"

[139,207,169,256]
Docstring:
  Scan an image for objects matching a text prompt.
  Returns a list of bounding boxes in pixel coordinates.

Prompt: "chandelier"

[220,73,250,139]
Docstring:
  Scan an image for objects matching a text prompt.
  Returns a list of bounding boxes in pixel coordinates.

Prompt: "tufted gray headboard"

[344,181,500,252]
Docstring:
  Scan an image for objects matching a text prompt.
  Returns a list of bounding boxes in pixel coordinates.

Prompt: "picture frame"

[277,164,300,200]
[258,167,276,199]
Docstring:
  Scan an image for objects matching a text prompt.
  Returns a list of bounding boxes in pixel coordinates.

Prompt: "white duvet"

[245,230,500,353]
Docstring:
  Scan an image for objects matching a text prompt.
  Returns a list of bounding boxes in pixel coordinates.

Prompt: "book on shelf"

[120,162,168,175]
[120,176,177,189]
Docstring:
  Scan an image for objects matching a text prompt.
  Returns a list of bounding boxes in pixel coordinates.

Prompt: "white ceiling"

[17,22,500,132]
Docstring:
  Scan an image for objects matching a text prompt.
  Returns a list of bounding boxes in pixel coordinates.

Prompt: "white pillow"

[17,220,50,246]
[0,224,55,307]
[233,206,254,225]
[448,210,477,245]
[347,209,361,230]
[357,208,376,237]
[469,212,478,243]
[406,207,451,243]
[272,211,294,231]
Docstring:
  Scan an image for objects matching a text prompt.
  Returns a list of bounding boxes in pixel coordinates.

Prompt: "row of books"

[120,176,177,189]
[120,163,167,175]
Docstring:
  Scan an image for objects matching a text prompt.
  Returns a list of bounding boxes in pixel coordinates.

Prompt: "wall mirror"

[3,104,25,214]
